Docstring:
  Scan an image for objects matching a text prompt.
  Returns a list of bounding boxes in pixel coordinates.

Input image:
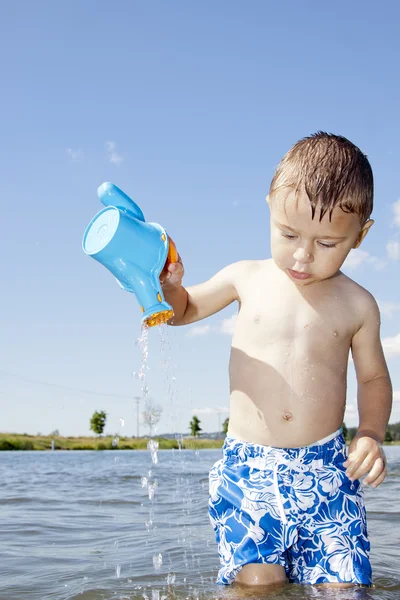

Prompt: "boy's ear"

[266,194,270,205]
[353,219,374,248]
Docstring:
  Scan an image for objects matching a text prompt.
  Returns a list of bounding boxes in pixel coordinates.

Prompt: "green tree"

[189,415,202,437]
[384,429,393,443]
[342,422,348,441]
[222,418,229,435]
[90,411,107,436]
[347,427,357,441]
[387,422,400,441]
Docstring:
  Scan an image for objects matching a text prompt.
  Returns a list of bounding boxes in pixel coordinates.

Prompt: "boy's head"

[267,132,374,285]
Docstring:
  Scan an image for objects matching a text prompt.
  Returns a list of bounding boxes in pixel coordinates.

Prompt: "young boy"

[161,133,392,588]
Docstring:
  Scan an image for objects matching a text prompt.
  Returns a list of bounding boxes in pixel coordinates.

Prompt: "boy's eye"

[280,231,337,248]
[318,241,337,249]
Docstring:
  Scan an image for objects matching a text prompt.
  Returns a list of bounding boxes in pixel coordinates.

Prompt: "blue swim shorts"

[208,430,371,585]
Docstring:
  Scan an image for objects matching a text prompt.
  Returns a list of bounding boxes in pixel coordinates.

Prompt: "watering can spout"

[82,183,178,327]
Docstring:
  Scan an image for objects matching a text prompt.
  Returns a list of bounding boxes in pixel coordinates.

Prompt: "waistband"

[223,428,344,465]
[308,428,342,446]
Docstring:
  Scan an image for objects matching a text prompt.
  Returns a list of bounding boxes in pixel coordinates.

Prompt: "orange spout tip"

[144,309,174,328]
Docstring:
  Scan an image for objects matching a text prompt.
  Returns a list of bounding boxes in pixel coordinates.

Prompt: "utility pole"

[216,407,228,439]
[134,396,141,438]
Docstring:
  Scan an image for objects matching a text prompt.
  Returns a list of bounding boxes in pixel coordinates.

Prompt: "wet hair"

[269,132,373,223]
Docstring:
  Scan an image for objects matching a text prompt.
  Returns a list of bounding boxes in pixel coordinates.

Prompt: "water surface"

[0,447,399,600]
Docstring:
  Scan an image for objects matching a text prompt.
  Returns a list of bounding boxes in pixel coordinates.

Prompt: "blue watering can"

[82,182,179,327]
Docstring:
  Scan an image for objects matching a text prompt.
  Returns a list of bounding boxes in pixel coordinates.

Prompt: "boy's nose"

[293,247,313,263]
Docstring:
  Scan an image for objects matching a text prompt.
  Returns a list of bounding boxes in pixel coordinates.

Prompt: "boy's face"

[268,188,372,286]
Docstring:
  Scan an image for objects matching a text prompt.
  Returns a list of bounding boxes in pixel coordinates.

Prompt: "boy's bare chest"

[236,281,356,348]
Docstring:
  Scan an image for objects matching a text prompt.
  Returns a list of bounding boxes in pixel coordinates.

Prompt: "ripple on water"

[1,448,399,600]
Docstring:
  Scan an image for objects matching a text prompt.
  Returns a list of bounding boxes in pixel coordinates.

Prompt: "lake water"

[0,446,399,600]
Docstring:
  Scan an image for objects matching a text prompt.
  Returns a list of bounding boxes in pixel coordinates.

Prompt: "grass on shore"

[0,433,225,451]
[1,433,399,452]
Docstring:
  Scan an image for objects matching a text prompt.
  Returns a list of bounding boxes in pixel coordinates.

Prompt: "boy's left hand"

[344,434,387,488]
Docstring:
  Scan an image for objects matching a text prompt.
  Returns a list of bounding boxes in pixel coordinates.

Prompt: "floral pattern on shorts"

[208,433,371,585]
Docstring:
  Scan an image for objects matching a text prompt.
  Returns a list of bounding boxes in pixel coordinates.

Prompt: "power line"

[0,369,135,400]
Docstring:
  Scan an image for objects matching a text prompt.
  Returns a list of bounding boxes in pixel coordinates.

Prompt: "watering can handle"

[166,236,179,264]
[97,182,145,222]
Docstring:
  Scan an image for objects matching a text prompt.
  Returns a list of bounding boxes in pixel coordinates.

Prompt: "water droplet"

[153,553,163,571]
[147,439,159,464]
[148,481,158,500]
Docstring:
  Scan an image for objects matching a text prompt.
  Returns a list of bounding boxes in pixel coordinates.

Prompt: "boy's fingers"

[349,456,376,481]
[345,452,368,478]
[363,458,385,486]
[160,272,171,282]
[161,258,184,286]
[344,449,362,464]
[168,262,183,273]
[369,467,387,488]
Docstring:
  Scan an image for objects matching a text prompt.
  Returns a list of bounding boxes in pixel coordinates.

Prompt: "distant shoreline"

[1,433,399,451]
[0,433,225,451]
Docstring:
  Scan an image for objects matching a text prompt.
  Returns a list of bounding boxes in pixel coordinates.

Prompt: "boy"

[161,133,392,588]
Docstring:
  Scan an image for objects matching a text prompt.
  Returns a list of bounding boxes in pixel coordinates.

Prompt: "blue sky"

[1,1,399,437]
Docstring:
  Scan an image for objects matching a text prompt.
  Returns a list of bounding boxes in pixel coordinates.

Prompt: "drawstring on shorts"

[273,462,288,524]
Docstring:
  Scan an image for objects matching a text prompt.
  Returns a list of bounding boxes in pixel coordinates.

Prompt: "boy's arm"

[162,261,244,326]
[345,295,392,487]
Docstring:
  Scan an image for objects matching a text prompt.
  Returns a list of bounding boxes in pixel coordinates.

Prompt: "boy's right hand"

[160,259,240,325]
[160,256,184,288]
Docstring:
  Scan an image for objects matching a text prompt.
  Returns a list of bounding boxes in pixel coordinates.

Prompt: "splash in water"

[135,323,166,578]
[158,325,182,449]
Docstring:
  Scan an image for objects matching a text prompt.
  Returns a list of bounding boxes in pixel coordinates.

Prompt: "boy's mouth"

[288,269,311,280]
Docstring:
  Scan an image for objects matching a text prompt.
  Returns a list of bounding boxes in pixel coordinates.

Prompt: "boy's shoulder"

[337,271,380,325]
[227,259,274,301]
[338,271,378,305]
[230,258,274,272]
[227,258,273,281]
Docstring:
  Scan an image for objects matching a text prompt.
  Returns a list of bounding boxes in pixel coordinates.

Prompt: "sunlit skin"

[161,187,392,588]
[269,187,372,285]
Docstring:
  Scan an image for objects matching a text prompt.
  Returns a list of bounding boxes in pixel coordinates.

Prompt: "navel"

[282,411,293,422]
